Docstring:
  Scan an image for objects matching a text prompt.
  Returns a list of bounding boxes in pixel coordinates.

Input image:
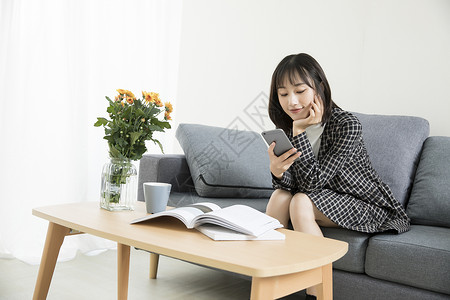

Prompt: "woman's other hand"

[268,142,301,179]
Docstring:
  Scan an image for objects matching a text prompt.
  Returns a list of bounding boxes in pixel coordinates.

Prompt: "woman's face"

[277,74,316,121]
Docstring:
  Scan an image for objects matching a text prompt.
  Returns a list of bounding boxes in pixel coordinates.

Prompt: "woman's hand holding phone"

[268,142,301,179]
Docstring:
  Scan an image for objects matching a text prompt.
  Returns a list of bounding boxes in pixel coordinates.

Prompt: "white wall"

[173,0,450,153]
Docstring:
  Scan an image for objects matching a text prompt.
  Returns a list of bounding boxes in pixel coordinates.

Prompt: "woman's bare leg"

[289,193,339,297]
[289,193,324,236]
[313,204,340,228]
[265,189,293,228]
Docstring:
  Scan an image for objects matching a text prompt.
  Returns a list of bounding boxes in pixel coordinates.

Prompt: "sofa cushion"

[321,227,372,273]
[175,123,274,198]
[365,225,450,295]
[407,136,450,227]
[353,113,429,206]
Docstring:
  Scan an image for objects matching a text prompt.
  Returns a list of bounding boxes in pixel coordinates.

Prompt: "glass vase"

[100,158,137,211]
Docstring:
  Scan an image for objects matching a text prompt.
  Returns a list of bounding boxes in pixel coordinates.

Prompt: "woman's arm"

[290,116,362,192]
[272,170,295,191]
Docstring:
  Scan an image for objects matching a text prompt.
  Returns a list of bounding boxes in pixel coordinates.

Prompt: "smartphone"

[261,129,298,159]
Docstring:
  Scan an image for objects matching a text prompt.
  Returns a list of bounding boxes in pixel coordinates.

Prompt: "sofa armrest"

[137,154,195,202]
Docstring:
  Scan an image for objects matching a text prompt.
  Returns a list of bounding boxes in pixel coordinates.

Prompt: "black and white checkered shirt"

[273,108,410,233]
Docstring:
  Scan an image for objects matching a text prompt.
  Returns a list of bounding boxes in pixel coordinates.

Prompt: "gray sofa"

[137,112,450,300]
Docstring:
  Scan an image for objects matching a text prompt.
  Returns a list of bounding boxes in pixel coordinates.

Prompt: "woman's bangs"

[275,65,311,89]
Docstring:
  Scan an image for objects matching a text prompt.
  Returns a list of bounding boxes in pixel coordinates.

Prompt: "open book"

[130,202,285,241]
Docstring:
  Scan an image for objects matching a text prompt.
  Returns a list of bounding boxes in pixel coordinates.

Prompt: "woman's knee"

[266,189,293,227]
[272,189,292,197]
[290,193,339,228]
[290,193,315,219]
[266,189,293,211]
[268,189,293,204]
[266,189,292,212]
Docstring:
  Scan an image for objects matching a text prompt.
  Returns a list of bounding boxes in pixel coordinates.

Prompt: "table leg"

[149,253,159,279]
[117,243,130,300]
[33,222,70,300]
[250,268,322,300]
[316,263,333,300]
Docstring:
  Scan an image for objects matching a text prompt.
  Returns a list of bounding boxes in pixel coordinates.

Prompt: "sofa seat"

[365,225,450,295]
[333,269,450,300]
[322,227,372,273]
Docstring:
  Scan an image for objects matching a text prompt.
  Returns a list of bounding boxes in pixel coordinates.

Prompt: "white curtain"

[0,0,182,264]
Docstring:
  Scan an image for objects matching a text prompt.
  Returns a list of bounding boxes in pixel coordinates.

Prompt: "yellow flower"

[117,89,135,99]
[152,92,162,105]
[143,91,163,107]
[152,92,163,107]
[142,91,153,103]
[126,96,134,104]
[165,102,173,114]
[164,111,172,120]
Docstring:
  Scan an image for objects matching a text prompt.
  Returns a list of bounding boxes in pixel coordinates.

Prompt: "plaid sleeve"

[291,117,362,192]
[272,170,296,192]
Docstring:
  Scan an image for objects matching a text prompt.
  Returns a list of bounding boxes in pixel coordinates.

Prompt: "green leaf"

[129,132,141,146]
[94,117,109,127]
[136,108,145,116]
[152,138,164,154]
[103,135,112,140]
[147,125,164,132]
[160,121,171,129]
[132,143,147,160]
[153,119,171,129]
[134,99,142,109]
[108,143,121,159]
[148,106,160,117]
[116,137,127,147]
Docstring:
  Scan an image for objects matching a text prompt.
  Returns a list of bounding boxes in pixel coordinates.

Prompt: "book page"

[197,225,285,241]
[130,202,221,228]
[193,205,282,236]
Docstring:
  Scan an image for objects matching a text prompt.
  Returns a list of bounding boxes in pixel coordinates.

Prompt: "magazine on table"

[130,202,285,241]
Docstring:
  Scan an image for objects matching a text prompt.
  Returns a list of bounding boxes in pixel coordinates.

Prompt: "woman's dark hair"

[268,53,338,134]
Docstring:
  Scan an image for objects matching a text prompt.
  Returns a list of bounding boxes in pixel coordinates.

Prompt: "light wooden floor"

[0,248,305,299]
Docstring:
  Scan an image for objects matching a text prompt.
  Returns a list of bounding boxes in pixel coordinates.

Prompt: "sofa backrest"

[137,154,195,197]
[407,136,450,228]
[353,112,429,207]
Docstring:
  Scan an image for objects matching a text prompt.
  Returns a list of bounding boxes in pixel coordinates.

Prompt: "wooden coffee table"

[32,201,347,300]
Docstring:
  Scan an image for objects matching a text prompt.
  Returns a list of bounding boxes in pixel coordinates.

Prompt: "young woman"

[266,54,410,298]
